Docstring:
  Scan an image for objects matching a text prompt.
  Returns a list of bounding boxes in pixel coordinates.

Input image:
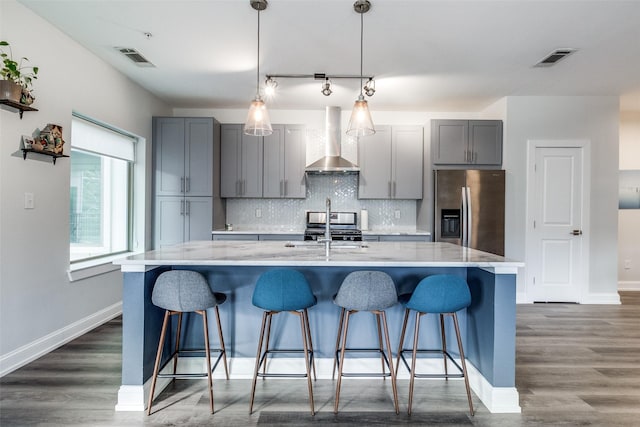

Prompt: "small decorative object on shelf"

[20,124,67,164]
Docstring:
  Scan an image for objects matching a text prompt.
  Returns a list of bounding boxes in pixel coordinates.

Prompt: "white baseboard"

[116,356,520,414]
[0,302,122,377]
[618,281,640,291]
[581,292,621,304]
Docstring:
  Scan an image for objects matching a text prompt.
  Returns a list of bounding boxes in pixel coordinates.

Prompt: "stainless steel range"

[304,211,362,241]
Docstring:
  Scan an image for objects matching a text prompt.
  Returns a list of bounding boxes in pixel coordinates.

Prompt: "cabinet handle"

[284,180,287,196]
[181,177,185,193]
[185,177,190,193]
[242,180,245,196]
[280,180,284,197]
[186,200,190,216]
[388,181,392,198]
[464,150,468,162]
[393,181,396,198]
[180,200,184,215]
[236,180,240,196]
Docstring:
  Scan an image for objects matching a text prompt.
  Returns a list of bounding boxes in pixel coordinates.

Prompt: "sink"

[284,241,368,249]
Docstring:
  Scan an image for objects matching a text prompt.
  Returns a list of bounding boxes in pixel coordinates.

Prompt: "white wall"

[618,111,640,290]
[504,96,620,302]
[0,1,171,375]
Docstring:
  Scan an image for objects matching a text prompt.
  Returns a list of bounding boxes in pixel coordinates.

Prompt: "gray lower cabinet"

[431,119,503,166]
[358,125,423,199]
[220,124,263,198]
[211,233,303,241]
[363,234,431,242]
[263,125,306,198]
[155,196,213,248]
[154,117,214,197]
[212,234,259,241]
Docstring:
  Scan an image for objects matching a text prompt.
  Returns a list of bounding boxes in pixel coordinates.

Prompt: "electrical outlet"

[255,208,262,218]
[624,259,632,270]
[394,210,401,219]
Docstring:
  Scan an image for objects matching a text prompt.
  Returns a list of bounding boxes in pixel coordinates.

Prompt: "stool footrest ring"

[399,348,466,378]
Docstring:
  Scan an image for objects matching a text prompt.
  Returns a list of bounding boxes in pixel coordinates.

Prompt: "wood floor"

[1,292,639,426]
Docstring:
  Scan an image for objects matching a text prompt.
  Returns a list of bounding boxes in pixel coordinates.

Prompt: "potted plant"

[1,40,38,104]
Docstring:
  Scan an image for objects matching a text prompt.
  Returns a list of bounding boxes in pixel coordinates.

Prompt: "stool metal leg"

[440,313,448,379]
[148,310,171,415]
[396,308,410,377]
[332,307,346,380]
[452,313,474,416]
[213,306,229,380]
[173,312,182,376]
[334,310,352,413]
[298,309,315,415]
[262,312,273,378]
[379,310,400,414]
[249,311,269,414]
[200,310,215,414]
[303,308,317,381]
[375,313,386,378]
[408,311,422,416]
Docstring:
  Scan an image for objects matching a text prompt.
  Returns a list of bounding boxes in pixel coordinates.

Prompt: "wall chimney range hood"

[306,106,359,173]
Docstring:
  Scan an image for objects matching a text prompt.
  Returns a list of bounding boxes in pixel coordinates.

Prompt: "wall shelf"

[22,148,68,164]
[0,99,38,119]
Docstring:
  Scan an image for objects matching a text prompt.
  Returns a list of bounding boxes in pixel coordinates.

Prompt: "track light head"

[321,78,333,96]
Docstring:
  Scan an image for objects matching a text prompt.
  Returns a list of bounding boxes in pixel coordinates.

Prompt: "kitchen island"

[114,240,523,413]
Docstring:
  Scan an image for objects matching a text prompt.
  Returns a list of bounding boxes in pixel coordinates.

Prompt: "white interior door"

[527,144,588,302]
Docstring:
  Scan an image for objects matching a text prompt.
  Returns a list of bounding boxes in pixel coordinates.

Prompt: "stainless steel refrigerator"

[434,170,505,256]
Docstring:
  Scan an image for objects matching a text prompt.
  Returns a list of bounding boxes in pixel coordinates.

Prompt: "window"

[69,115,136,263]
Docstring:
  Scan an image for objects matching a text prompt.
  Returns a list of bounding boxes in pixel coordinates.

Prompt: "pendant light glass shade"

[244,0,273,136]
[347,0,375,137]
[244,96,273,136]
[346,95,375,137]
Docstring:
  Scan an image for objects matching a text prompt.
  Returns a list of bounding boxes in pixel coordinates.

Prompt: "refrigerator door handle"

[461,186,468,247]
[466,186,473,249]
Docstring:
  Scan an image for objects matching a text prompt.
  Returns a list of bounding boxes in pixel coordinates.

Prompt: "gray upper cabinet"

[221,124,263,198]
[154,117,213,197]
[263,124,306,198]
[358,125,423,199]
[431,119,502,166]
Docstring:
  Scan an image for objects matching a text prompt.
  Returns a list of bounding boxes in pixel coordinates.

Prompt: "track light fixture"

[264,76,278,97]
[321,77,333,96]
[363,77,375,97]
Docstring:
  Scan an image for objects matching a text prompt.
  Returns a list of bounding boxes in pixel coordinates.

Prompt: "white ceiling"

[18,0,640,112]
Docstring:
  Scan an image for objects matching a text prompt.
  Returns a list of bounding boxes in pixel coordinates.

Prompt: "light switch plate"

[24,193,34,209]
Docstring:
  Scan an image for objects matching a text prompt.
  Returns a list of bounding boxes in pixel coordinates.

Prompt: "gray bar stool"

[147,270,229,415]
[250,269,317,415]
[332,270,399,414]
[396,274,474,416]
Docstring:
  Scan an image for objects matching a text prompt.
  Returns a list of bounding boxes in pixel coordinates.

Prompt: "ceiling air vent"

[534,48,577,67]
[116,47,155,67]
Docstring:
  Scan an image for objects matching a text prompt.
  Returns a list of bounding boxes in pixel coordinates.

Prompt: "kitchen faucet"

[324,197,331,257]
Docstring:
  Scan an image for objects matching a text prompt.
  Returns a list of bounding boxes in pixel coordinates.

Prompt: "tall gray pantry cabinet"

[153,117,222,248]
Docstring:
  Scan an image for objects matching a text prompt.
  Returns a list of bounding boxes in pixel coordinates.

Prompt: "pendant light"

[346,0,375,137]
[244,0,273,136]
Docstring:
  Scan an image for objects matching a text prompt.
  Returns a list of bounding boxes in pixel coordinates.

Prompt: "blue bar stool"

[147,270,229,415]
[249,269,317,415]
[396,274,474,416]
[332,270,399,414]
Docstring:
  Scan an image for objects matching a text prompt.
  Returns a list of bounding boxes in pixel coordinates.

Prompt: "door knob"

[571,229,583,236]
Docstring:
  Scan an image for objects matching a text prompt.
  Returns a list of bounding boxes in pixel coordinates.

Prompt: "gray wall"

[504,96,620,299]
[0,0,171,374]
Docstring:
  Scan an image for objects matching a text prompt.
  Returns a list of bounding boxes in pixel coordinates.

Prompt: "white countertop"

[114,240,522,271]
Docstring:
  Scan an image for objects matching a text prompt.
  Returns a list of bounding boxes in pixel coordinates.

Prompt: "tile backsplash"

[226,174,416,231]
